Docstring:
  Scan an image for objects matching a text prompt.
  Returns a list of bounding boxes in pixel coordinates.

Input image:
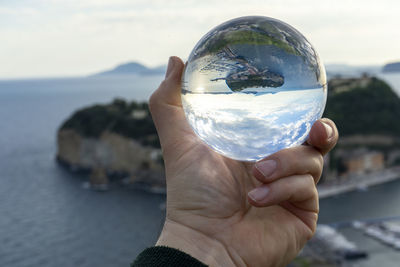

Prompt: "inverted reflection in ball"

[182,16,327,161]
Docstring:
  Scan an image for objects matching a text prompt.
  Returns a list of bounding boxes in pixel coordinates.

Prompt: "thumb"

[149,56,195,156]
[306,118,338,156]
[151,56,185,107]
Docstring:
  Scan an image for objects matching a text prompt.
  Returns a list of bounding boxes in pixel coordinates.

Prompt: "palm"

[150,58,328,266]
[163,117,315,267]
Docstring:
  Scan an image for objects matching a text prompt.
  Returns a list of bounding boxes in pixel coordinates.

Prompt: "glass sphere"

[181,16,327,161]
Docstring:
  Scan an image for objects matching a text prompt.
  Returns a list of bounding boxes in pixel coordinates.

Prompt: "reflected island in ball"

[181,16,327,161]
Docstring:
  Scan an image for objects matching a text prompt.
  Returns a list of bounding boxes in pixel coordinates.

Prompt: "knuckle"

[308,148,324,176]
[149,88,163,112]
[148,93,157,113]
[279,178,291,192]
[305,174,315,186]
[314,153,324,171]
[311,161,323,183]
[317,153,324,166]
[275,149,299,172]
[159,79,168,88]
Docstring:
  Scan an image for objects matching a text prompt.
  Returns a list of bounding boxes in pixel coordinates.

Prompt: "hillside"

[60,98,160,148]
[323,77,400,137]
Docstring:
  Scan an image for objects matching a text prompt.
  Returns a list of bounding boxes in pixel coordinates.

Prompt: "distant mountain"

[382,62,400,73]
[93,62,166,76]
[325,64,382,78]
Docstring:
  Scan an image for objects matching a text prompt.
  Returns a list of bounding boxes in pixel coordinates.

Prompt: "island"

[56,99,165,191]
[224,69,284,91]
[382,62,400,73]
[210,46,284,92]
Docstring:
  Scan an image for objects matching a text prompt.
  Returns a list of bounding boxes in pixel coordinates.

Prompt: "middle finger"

[252,145,324,184]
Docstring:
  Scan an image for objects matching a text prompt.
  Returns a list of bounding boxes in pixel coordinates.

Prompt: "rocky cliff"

[56,99,165,190]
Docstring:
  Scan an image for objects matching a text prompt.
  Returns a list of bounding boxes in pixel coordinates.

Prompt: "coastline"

[318,166,400,199]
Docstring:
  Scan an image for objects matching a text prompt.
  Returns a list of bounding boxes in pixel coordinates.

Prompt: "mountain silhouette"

[93,62,166,76]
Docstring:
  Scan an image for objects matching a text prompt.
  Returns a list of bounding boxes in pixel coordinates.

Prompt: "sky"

[0,0,399,79]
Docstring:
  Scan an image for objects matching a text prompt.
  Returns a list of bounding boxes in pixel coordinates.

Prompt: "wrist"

[156,219,238,266]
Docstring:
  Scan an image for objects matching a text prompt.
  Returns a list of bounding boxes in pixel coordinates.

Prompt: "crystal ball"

[181,16,327,161]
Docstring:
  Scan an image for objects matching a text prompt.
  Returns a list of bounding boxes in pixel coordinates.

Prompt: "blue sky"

[1,0,399,78]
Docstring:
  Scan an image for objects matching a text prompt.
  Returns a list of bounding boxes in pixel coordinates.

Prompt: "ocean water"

[0,73,400,266]
[379,73,400,97]
[319,180,400,267]
[0,75,167,267]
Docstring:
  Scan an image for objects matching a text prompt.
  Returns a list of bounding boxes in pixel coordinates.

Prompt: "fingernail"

[248,186,269,202]
[165,57,175,79]
[322,121,333,139]
[255,160,277,178]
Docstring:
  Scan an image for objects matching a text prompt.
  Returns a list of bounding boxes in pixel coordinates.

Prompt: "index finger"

[306,118,339,156]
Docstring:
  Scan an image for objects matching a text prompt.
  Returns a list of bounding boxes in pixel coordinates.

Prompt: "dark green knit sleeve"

[131,246,208,267]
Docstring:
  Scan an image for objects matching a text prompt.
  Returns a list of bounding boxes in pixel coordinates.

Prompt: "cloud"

[1,0,399,78]
[0,6,38,15]
[182,88,325,161]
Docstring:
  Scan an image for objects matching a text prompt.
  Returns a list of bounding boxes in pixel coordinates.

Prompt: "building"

[337,148,384,176]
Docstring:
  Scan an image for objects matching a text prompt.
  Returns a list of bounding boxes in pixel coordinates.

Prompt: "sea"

[0,73,399,267]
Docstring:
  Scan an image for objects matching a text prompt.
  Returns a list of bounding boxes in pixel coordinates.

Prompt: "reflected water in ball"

[181,16,327,161]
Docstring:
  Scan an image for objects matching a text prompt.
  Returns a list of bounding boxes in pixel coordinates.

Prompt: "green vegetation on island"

[323,77,400,137]
[205,29,298,56]
[60,98,160,148]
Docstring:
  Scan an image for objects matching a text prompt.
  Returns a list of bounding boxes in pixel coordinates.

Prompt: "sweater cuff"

[131,246,208,267]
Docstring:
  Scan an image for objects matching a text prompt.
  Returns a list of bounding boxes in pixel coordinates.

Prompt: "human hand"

[150,56,338,267]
